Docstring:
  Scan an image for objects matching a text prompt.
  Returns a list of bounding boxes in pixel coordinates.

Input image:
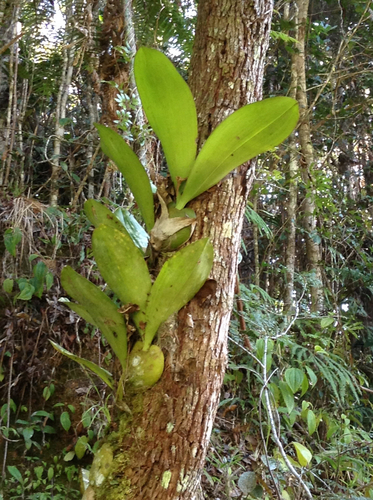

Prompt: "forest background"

[1,0,373,499]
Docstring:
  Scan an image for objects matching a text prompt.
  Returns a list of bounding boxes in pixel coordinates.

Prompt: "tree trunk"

[295,0,323,312]
[284,3,299,313]
[50,5,75,207]
[87,1,273,499]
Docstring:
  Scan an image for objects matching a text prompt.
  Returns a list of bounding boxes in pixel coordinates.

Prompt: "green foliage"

[4,228,23,257]
[142,238,213,349]
[176,97,299,208]
[95,124,155,231]
[134,47,198,184]
[60,266,128,369]
[50,342,114,389]
[58,48,295,393]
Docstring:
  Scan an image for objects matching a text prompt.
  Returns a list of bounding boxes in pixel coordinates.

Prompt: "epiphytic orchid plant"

[52,48,298,393]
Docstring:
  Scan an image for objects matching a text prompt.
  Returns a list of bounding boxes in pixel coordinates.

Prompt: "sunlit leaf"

[50,341,114,389]
[134,47,198,184]
[293,442,312,466]
[143,238,213,350]
[75,436,89,459]
[92,226,151,315]
[95,124,154,231]
[115,208,149,252]
[176,97,299,208]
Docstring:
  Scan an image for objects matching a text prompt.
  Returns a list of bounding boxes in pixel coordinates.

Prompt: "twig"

[228,335,264,369]
[261,336,313,500]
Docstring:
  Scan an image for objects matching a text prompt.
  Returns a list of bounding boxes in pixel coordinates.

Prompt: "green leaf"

[50,341,114,389]
[305,366,318,386]
[65,301,97,327]
[17,281,35,300]
[7,465,23,485]
[143,238,213,350]
[176,97,299,208]
[285,368,305,393]
[279,381,295,414]
[48,467,54,480]
[307,409,317,435]
[115,208,149,252]
[22,428,34,450]
[237,471,257,495]
[292,442,312,466]
[3,279,14,293]
[300,373,309,396]
[84,200,129,233]
[30,261,48,298]
[45,272,53,291]
[64,451,75,462]
[321,316,334,329]
[60,267,127,368]
[75,436,89,459]
[134,47,197,184]
[92,225,151,314]
[95,125,154,231]
[4,227,22,257]
[60,411,71,431]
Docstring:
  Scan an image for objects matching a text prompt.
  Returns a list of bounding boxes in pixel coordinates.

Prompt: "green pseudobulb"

[164,203,196,252]
[127,341,164,390]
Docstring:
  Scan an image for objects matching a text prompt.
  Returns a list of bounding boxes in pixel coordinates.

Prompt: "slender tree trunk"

[123,0,148,168]
[253,193,260,288]
[0,0,20,187]
[50,5,75,207]
[284,3,299,312]
[295,0,323,312]
[86,1,273,499]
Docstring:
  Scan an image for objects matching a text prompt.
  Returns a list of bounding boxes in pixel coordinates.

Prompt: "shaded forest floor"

[2,195,373,500]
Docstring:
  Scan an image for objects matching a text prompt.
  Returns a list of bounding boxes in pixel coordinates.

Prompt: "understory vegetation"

[1,0,373,499]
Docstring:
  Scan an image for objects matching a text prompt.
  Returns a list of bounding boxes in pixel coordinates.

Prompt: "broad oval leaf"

[95,124,154,231]
[50,341,114,388]
[134,47,198,184]
[75,436,89,459]
[237,471,257,495]
[7,465,23,484]
[285,367,305,393]
[279,381,295,414]
[143,238,214,350]
[292,442,312,467]
[176,97,299,208]
[307,409,317,435]
[60,411,71,431]
[61,266,127,368]
[92,225,151,313]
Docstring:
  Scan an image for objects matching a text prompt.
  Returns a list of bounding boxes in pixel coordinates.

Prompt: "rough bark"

[87,1,273,499]
[295,0,323,312]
